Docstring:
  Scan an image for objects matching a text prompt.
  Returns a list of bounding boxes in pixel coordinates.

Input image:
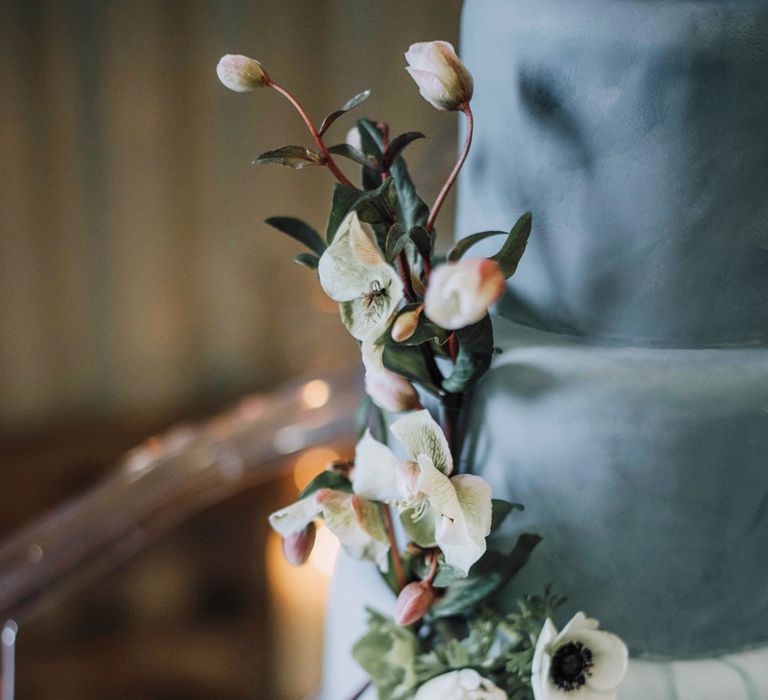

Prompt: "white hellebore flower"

[424,259,505,330]
[352,410,493,575]
[216,54,269,92]
[532,613,629,700]
[405,41,473,111]
[269,487,389,570]
[318,212,404,340]
[361,337,422,413]
[415,669,507,700]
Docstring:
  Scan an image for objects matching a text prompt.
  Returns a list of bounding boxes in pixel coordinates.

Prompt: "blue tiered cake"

[323,1,768,697]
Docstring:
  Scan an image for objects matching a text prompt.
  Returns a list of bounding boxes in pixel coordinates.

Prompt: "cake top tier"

[457,0,768,347]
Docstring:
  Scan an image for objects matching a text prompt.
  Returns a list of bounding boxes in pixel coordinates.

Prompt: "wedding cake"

[323,0,768,697]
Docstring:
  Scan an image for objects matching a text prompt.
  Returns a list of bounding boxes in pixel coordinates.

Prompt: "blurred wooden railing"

[0,370,360,699]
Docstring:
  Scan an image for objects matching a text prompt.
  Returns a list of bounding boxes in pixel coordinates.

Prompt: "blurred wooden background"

[0,2,462,697]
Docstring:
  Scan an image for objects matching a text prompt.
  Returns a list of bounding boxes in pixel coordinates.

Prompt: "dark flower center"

[550,641,594,692]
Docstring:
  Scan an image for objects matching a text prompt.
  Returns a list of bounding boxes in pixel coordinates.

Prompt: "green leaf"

[385,223,409,262]
[490,499,524,534]
[390,155,429,230]
[409,225,432,258]
[253,145,324,169]
[441,314,494,394]
[357,119,385,190]
[325,184,364,242]
[327,143,378,171]
[298,470,352,500]
[265,216,326,256]
[383,131,425,168]
[293,252,319,270]
[382,344,442,396]
[356,177,397,228]
[447,230,508,262]
[491,212,532,278]
[389,304,449,347]
[318,89,371,136]
[431,533,542,617]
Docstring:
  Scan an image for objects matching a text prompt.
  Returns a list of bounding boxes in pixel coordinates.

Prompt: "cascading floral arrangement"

[217,42,629,700]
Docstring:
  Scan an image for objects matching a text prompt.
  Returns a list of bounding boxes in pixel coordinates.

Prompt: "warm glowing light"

[309,524,340,578]
[301,379,331,409]
[293,446,340,491]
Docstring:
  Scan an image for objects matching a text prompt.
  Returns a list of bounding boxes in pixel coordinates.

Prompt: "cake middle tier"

[465,317,768,658]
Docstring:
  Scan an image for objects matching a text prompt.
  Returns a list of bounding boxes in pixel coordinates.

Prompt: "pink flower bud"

[394,581,436,626]
[216,54,269,92]
[282,522,316,566]
[364,368,422,413]
[424,259,505,330]
[391,305,423,342]
[405,41,473,112]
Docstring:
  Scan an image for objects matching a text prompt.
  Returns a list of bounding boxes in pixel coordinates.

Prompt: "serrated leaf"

[298,470,353,500]
[447,230,507,262]
[253,145,324,169]
[325,184,364,242]
[265,216,326,256]
[441,314,494,394]
[318,89,371,136]
[491,212,532,278]
[490,499,524,534]
[431,534,542,617]
[382,344,442,396]
[327,143,378,171]
[385,223,409,262]
[383,131,425,169]
[293,252,319,270]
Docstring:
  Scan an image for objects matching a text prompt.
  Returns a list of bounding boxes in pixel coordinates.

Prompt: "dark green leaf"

[265,216,326,256]
[385,223,409,262]
[253,145,324,169]
[490,499,524,534]
[357,119,385,190]
[432,534,542,617]
[447,230,507,262]
[382,344,442,396]
[383,131,425,168]
[490,212,532,278]
[327,143,378,171]
[325,184,364,242]
[298,470,352,500]
[355,177,397,228]
[293,252,319,270]
[409,225,432,258]
[390,155,429,230]
[441,314,494,394]
[318,89,371,136]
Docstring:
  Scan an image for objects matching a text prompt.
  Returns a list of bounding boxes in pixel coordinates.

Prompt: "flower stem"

[267,80,354,187]
[382,504,406,591]
[426,103,474,234]
[424,551,440,586]
[348,681,372,700]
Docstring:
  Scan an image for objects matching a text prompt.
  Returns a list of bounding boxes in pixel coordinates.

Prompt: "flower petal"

[317,490,390,570]
[317,213,377,301]
[351,430,400,502]
[390,409,453,475]
[583,633,629,692]
[268,495,321,537]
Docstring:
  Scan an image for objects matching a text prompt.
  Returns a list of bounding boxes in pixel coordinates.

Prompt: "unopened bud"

[405,41,473,112]
[216,54,270,92]
[394,581,436,626]
[391,305,423,342]
[282,522,316,566]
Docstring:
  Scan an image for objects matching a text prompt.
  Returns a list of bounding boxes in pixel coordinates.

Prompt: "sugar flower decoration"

[415,669,507,700]
[405,41,473,112]
[532,612,628,700]
[318,212,404,340]
[352,410,493,575]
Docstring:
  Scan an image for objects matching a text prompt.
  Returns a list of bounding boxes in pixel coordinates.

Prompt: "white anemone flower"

[351,410,492,576]
[532,613,629,700]
[318,212,404,340]
[269,487,390,570]
[414,669,507,700]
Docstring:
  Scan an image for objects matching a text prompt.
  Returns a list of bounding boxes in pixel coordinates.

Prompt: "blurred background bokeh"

[0,1,462,698]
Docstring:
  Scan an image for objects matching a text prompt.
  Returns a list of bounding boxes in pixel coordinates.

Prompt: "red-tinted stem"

[424,551,440,586]
[426,103,474,234]
[268,80,354,187]
[382,504,406,591]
